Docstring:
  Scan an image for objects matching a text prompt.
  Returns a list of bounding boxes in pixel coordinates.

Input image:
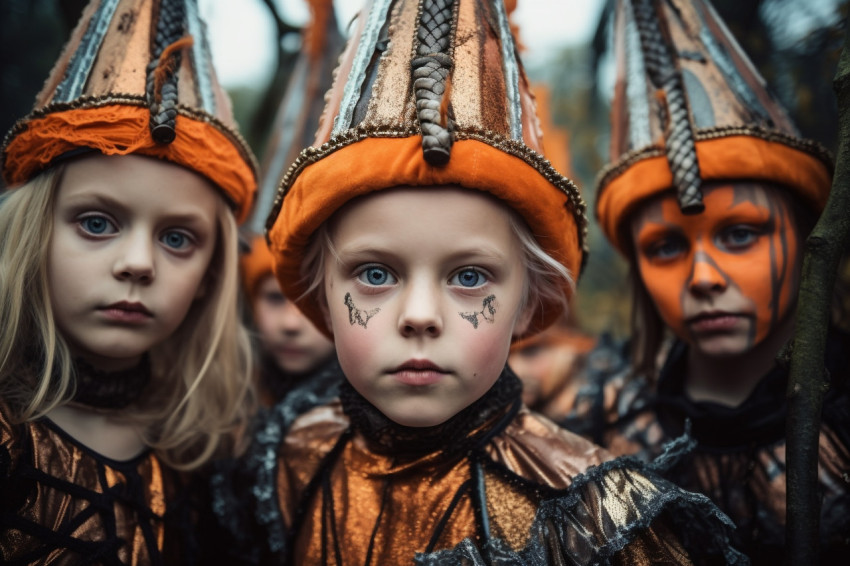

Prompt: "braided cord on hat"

[412,0,458,165]
[632,0,703,213]
[146,0,188,144]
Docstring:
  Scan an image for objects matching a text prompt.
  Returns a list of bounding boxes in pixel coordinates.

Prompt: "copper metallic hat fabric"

[266,0,588,337]
[2,0,258,222]
[247,0,344,234]
[597,0,832,252]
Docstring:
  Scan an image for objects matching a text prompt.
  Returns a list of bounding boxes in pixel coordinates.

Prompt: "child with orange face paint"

[210,1,745,564]
[561,0,850,562]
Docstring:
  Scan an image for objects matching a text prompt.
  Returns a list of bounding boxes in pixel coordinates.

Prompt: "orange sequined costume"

[0,401,196,564]
[216,370,744,564]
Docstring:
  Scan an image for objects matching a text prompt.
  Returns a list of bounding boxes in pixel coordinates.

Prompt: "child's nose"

[688,250,726,295]
[113,232,155,283]
[398,279,442,338]
[280,300,305,332]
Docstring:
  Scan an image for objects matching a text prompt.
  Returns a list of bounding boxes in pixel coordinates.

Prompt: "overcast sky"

[198,0,607,89]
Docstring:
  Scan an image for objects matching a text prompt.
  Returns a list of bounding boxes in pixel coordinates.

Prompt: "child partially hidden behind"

[222,0,745,563]
[240,235,338,407]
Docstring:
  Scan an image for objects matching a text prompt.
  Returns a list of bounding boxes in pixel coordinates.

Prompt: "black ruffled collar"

[340,367,522,459]
[654,341,791,449]
[72,356,151,409]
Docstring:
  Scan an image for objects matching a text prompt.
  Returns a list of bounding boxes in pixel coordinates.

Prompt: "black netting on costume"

[0,428,194,566]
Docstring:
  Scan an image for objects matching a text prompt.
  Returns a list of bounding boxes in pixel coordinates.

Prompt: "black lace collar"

[340,367,523,459]
[653,341,789,449]
[72,356,151,409]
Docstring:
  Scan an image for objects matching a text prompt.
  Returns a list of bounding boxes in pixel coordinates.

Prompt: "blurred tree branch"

[785,12,850,564]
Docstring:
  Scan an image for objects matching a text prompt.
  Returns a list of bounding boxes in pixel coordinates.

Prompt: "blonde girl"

[0,0,257,562]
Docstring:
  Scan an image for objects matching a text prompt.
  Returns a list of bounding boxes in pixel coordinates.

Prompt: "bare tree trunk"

[785,15,850,564]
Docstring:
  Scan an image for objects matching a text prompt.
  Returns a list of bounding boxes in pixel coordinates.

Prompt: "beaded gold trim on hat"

[595,124,834,198]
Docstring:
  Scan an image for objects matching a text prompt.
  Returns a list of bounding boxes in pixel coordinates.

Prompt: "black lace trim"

[72,355,151,409]
[339,367,523,458]
[416,455,747,565]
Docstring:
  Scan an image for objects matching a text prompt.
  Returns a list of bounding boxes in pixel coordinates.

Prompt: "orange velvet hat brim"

[597,135,832,253]
[3,104,256,222]
[268,135,583,338]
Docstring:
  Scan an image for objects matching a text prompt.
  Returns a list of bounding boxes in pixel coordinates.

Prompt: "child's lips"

[390,359,449,386]
[686,311,746,333]
[99,301,152,324]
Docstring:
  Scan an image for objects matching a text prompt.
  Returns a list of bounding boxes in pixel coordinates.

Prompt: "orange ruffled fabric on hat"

[597,135,832,252]
[268,135,581,339]
[3,104,256,223]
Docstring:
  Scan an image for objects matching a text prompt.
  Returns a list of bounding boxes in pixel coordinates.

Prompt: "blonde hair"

[299,195,573,337]
[0,167,254,470]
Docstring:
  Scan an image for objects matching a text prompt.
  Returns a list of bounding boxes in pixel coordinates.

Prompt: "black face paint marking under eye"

[345,292,380,328]
[459,295,497,329]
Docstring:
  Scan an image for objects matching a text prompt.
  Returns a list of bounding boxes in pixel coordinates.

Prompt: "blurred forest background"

[2,0,847,337]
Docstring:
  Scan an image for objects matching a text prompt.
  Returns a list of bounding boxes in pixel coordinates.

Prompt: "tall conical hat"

[266,0,588,337]
[596,0,832,252]
[247,0,344,234]
[531,83,573,178]
[1,0,258,222]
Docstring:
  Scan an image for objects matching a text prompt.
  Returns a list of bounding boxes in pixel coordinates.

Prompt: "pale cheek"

[330,304,383,380]
[255,307,283,338]
[158,266,208,330]
[459,321,512,384]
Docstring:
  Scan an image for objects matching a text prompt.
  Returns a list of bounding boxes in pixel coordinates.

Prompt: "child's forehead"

[631,181,781,225]
[331,184,509,221]
[328,185,520,253]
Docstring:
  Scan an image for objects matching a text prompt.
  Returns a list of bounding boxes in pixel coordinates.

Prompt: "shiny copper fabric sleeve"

[276,401,741,564]
[0,402,193,564]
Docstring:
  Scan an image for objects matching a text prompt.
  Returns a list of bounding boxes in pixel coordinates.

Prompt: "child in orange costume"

[561,0,847,562]
[228,0,744,563]
[240,235,338,406]
[0,0,257,562]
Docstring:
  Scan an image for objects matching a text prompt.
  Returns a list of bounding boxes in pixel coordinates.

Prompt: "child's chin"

[383,408,453,429]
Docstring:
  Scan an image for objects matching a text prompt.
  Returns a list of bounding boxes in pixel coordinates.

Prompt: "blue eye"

[261,290,286,305]
[358,266,396,286]
[719,226,759,251]
[451,268,486,288]
[80,215,115,235]
[645,236,686,261]
[161,230,191,250]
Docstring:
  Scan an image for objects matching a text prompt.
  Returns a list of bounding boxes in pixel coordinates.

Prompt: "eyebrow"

[335,243,508,264]
[63,191,212,225]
